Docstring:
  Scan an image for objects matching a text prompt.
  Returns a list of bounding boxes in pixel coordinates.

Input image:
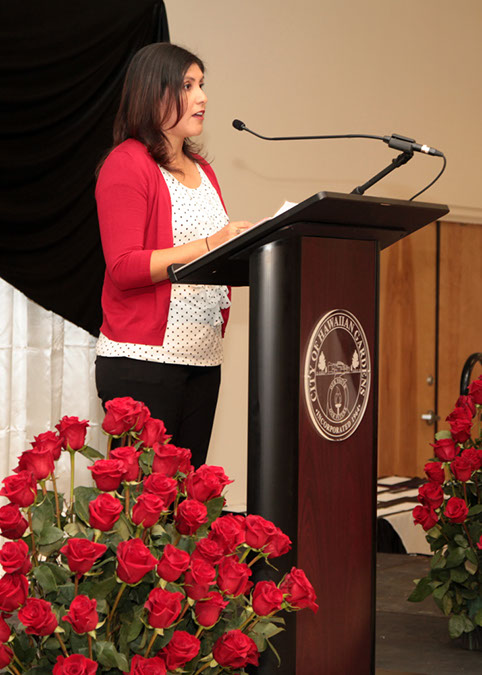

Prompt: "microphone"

[232,119,444,157]
[383,133,443,157]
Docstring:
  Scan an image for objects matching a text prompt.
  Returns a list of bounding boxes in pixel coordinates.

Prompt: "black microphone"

[383,133,443,157]
[232,119,444,157]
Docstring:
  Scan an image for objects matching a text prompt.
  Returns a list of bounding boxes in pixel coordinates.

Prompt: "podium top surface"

[169,190,449,286]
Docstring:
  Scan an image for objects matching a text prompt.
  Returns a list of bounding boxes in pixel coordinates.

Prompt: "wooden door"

[378,223,437,477]
[437,222,482,431]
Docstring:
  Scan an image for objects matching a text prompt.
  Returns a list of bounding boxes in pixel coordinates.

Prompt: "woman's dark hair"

[100,43,205,173]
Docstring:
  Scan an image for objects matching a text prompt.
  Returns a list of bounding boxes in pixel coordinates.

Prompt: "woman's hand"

[206,221,254,250]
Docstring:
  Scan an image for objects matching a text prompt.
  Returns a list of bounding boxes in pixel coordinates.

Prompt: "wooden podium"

[169,191,449,675]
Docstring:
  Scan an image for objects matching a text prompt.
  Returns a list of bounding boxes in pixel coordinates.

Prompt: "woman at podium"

[94,43,252,467]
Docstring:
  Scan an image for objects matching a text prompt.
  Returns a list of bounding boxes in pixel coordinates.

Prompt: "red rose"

[160,630,200,671]
[55,416,89,451]
[132,494,166,529]
[447,414,473,444]
[431,438,458,462]
[0,645,13,669]
[16,447,55,481]
[217,556,252,597]
[152,443,191,477]
[444,497,469,523]
[60,538,107,575]
[191,538,225,566]
[194,591,229,627]
[461,447,482,472]
[413,504,438,530]
[110,447,142,482]
[18,598,58,635]
[469,377,482,405]
[263,527,292,559]
[53,655,98,674]
[0,540,31,575]
[0,574,28,612]
[144,588,184,629]
[175,499,208,535]
[0,471,37,507]
[252,580,284,616]
[185,465,232,502]
[89,493,123,531]
[63,595,98,634]
[477,535,482,550]
[280,567,319,613]
[0,615,11,642]
[127,655,167,675]
[184,558,216,600]
[0,503,28,540]
[209,514,246,554]
[417,483,444,508]
[143,474,178,507]
[213,630,259,669]
[455,395,476,418]
[451,456,473,482]
[157,544,190,582]
[424,462,445,484]
[116,539,158,585]
[138,417,168,449]
[88,459,126,492]
[244,514,277,550]
[31,430,63,460]
[102,397,150,436]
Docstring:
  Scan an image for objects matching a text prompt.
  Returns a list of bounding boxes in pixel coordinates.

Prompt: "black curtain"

[0,1,169,336]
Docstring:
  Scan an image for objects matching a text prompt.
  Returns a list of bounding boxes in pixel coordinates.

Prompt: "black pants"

[95,356,221,468]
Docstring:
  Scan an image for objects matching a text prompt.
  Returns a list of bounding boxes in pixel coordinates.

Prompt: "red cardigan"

[96,139,229,346]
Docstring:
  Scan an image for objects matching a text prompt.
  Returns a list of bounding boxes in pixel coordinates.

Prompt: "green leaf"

[139,449,154,475]
[446,547,466,569]
[454,534,468,548]
[442,593,453,616]
[79,445,105,461]
[56,582,76,606]
[31,497,54,537]
[89,575,118,600]
[206,497,225,525]
[465,559,478,575]
[468,504,482,516]
[450,567,469,583]
[38,525,64,546]
[408,577,434,603]
[435,429,453,440]
[449,614,466,639]
[475,609,482,627]
[74,486,99,525]
[32,565,58,594]
[251,620,285,640]
[113,512,133,541]
[431,549,446,570]
[95,640,129,671]
[466,548,478,565]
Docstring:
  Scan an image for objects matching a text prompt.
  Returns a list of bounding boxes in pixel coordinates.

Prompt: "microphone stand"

[351,150,413,195]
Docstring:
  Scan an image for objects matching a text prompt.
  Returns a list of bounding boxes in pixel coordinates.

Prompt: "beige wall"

[165,0,482,509]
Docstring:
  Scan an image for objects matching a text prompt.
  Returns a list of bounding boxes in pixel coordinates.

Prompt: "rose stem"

[248,553,263,568]
[107,435,112,459]
[463,483,468,503]
[40,480,47,496]
[107,582,127,638]
[51,472,61,528]
[88,634,93,660]
[55,633,69,657]
[144,629,160,658]
[69,448,76,522]
[26,509,38,566]
[124,484,130,516]
[195,626,204,639]
[463,522,476,550]
[13,655,25,671]
[173,533,181,547]
[74,575,80,596]
[238,548,250,564]
[8,665,22,675]
[178,601,190,623]
[193,661,214,675]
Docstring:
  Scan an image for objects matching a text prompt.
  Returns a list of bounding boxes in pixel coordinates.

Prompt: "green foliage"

[410,384,482,643]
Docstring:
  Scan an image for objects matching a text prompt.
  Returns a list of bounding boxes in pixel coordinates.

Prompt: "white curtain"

[0,278,106,495]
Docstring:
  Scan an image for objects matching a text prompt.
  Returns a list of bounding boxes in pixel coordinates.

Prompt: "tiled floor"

[376,553,482,674]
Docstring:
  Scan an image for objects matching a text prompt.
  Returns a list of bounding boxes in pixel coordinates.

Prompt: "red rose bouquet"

[410,376,482,644]
[0,398,317,673]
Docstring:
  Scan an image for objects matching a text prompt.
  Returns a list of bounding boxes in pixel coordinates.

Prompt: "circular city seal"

[304,309,371,441]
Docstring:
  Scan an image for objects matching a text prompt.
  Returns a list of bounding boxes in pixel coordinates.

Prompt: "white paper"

[256,200,298,226]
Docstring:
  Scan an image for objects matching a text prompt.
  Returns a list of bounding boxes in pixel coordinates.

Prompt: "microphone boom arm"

[351,150,414,196]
